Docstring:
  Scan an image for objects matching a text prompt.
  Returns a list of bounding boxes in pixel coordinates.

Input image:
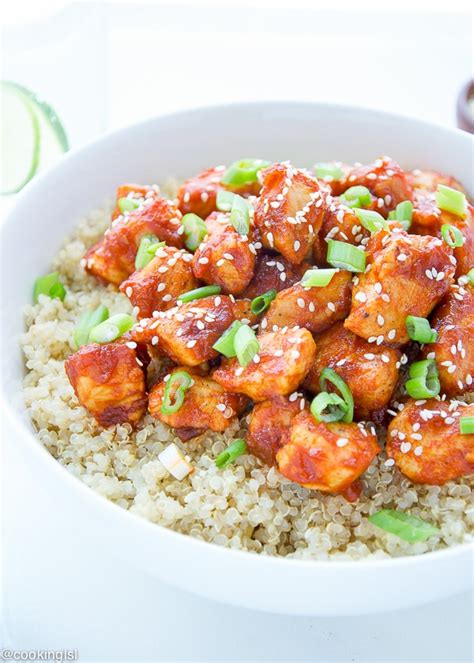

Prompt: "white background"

[1,1,473,661]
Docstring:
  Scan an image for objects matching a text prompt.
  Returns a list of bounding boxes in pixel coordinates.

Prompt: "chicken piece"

[119,246,196,319]
[313,202,370,265]
[345,230,455,345]
[276,410,379,495]
[247,395,303,466]
[176,166,225,218]
[213,327,316,401]
[231,298,259,326]
[304,323,401,420]
[407,169,468,195]
[411,191,473,278]
[341,156,413,215]
[84,196,184,286]
[253,162,325,264]
[112,184,157,220]
[65,343,147,427]
[421,283,474,396]
[149,367,246,434]
[192,212,255,295]
[263,270,352,334]
[386,399,474,484]
[243,253,310,299]
[131,295,236,366]
[314,162,353,196]
[176,165,260,219]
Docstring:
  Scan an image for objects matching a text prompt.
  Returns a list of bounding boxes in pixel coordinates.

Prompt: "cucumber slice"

[1,82,40,194]
[1,81,69,195]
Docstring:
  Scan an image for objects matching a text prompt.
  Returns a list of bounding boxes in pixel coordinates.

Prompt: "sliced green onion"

[118,197,140,214]
[88,313,134,344]
[233,324,259,367]
[369,509,439,543]
[435,184,467,218]
[319,368,354,423]
[405,315,437,344]
[460,416,474,434]
[161,370,193,415]
[145,240,166,255]
[212,320,243,357]
[135,234,159,269]
[74,304,109,349]
[467,268,474,285]
[388,200,413,231]
[221,159,270,186]
[229,194,250,235]
[215,438,247,469]
[301,268,337,288]
[181,213,208,252]
[33,271,66,303]
[177,285,221,303]
[310,392,348,423]
[327,240,366,273]
[216,190,236,212]
[340,185,371,208]
[354,208,388,233]
[313,162,344,181]
[250,289,277,315]
[441,224,464,248]
[405,359,440,399]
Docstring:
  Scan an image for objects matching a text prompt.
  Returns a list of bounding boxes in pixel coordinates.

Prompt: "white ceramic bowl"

[2,102,473,616]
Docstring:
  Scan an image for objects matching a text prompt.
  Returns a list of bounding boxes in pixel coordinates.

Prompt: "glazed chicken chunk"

[243,253,310,299]
[407,169,468,195]
[131,295,237,366]
[421,283,474,396]
[192,211,256,295]
[213,327,316,401]
[341,156,413,215]
[313,202,370,266]
[345,230,455,345]
[176,165,260,219]
[247,394,303,466]
[411,191,473,278]
[263,270,352,334]
[304,323,401,421]
[276,410,380,496]
[254,162,325,264]
[84,196,184,286]
[387,400,474,484]
[111,183,158,220]
[149,368,247,436]
[176,166,226,218]
[65,342,147,427]
[119,246,197,319]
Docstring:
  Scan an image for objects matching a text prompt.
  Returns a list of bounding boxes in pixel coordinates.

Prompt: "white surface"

[3,438,473,662]
[2,2,472,148]
[2,3,474,660]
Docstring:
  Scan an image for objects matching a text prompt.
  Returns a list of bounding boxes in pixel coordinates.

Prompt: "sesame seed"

[297,298,305,309]
[384,458,395,467]
[186,340,197,348]
[327,302,336,312]
[355,292,367,303]
[377,314,385,326]
[414,446,423,456]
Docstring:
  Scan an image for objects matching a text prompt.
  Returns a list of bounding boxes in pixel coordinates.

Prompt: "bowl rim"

[2,99,473,571]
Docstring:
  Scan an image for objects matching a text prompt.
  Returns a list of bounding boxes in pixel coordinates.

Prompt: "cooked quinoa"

[21,198,474,560]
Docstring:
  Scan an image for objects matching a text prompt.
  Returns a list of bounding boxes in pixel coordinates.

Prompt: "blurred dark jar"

[457,79,474,133]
